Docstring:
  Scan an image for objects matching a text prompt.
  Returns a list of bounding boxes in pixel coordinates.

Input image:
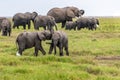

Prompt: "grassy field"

[0,17,120,80]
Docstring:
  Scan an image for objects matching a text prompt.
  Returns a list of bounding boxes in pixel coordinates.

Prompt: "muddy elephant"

[13,12,38,29]
[1,18,11,36]
[76,17,99,30]
[47,6,84,28]
[34,15,57,31]
[65,21,77,30]
[16,30,52,56]
[48,31,69,56]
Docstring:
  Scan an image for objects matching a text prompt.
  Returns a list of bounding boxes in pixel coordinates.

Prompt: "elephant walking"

[76,17,99,30]
[13,12,38,29]
[34,15,57,31]
[47,6,84,28]
[0,18,11,36]
[48,31,69,56]
[16,30,52,56]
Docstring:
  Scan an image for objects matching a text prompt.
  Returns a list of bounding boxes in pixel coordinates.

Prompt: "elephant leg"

[61,21,66,28]
[28,21,31,29]
[48,43,53,54]
[23,24,26,29]
[34,47,39,56]
[65,45,69,56]
[58,44,63,56]
[38,43,46,55]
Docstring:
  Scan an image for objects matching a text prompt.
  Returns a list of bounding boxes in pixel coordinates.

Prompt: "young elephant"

[1,18,11,36]
[65,21,77,30]
[48,31,69,56]
[16,30,52,56]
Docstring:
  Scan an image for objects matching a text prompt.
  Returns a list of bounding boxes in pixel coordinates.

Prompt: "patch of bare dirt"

[95,56,120,60]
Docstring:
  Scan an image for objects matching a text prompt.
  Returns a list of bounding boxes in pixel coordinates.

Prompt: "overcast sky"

[0,0,120,17]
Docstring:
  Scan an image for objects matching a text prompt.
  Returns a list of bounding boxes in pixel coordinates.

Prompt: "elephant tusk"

[16,51,21,56]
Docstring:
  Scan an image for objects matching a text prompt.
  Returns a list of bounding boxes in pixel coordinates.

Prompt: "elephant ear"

[66,9,75,18]
[37,32,46,41]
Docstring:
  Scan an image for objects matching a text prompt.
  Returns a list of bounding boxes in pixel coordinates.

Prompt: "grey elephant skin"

[34,15,57,31]
[13,12,38,29]
[0,17,6,31]
[48,31,69,56]
[47,6,84,28]
[65,21,77,30]
[76,17,99,30]
[0,18,11,36]
[16,30,52,56]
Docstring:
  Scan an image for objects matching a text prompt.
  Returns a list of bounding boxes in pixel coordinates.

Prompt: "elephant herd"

[0,6,100,56]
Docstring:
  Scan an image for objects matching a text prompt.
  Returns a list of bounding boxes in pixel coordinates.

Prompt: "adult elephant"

[13,12,38,29]
[1,18,11,36]
[34,15,57,31]
[48,31,69,56]
[47,6,85,28]
[76,17,99,30]
[16,30,52,56]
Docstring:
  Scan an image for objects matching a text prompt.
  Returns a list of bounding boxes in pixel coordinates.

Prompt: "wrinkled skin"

[1,18,11,36]
[48,31,69,56]
[65,21,77,30]
[13,12,38,29]
[34,15,57,31]
[76,17,99,30]
[16,30,52,56]
[47,6,84,28]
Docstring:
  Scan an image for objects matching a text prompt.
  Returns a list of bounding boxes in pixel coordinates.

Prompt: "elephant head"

[31,12,38,22]
[66,7,85,18]
[37,30,52,41]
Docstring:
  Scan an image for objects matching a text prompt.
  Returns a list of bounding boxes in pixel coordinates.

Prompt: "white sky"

[0,0,120,17]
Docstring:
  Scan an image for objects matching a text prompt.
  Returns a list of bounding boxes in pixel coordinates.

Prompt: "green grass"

[0,17,120,80]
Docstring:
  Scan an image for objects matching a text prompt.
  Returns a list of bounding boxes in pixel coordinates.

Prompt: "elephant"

[76,17,99,30]
[1,18,11,36]
[34,15,57,32]
[48,31,69,56]
[65,21,77,30]
[47,6,85,28]
[16,30,52,56]
[13,12,38,29]
[0,17,7,31]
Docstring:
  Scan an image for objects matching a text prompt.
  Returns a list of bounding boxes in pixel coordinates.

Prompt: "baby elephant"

[0,18,11,36]
[48,31,69,56]
[16,30,52,56]
[65,21,77,30]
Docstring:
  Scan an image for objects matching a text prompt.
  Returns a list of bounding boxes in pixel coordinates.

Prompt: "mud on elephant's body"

[34,15,57,31]
[0,18,11,36]
[13,12,38,29]
[47,6,84,28]
[48,31,69,56]
[76,17,99,30]
[16,30,52,56]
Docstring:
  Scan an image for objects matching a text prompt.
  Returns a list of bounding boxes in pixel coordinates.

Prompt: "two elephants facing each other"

[65,17,99,30]
[12,12,38,29]
[47,6,85,28]
[16,30,69,56]
[0,17,11,36]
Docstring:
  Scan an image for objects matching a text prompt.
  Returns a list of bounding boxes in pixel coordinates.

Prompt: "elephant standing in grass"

[13,12,38,29]
[0,18,11,36]
[65,21,77,30]
[76,17,99,30]
[47,6,85,28]
[16,30,52,56]
[34,15,57,31]
[0,17,6,31]
[48,31,69,56]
